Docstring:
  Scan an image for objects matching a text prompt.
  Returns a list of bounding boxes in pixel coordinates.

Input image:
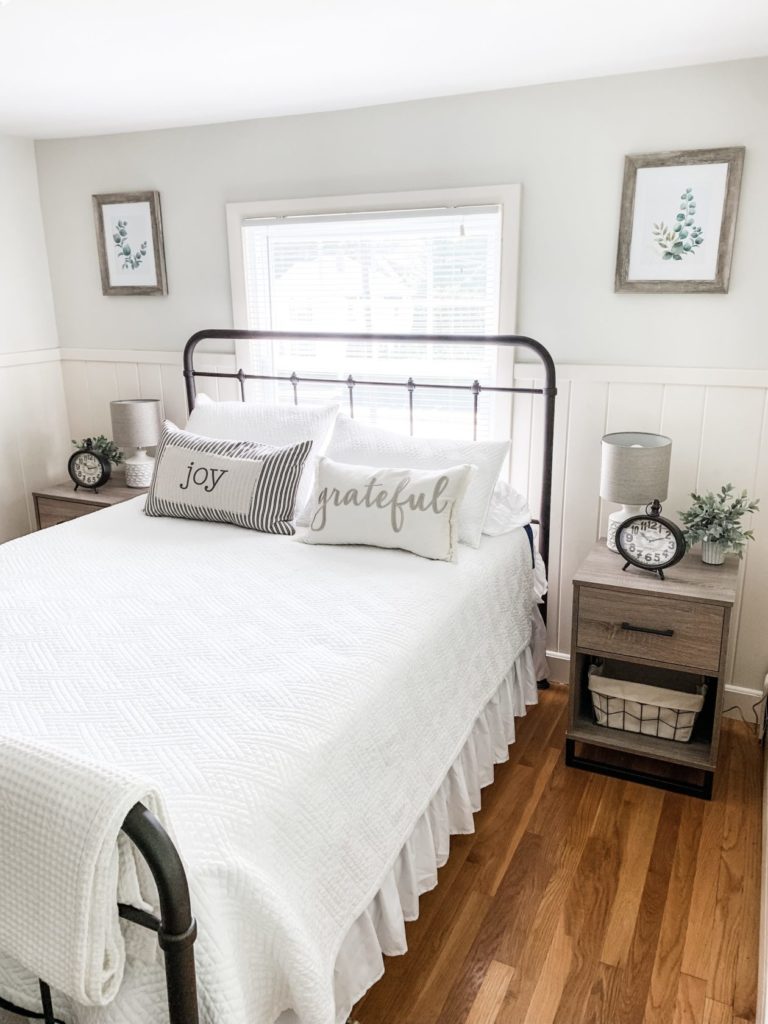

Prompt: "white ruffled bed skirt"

[0,644,540,1024]
[278,643,540,1024]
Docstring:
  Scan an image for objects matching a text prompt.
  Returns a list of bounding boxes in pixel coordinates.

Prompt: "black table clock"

[615,499,686,580]
[68,440,112,492]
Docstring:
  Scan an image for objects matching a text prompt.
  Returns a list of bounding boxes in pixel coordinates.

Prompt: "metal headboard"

[183,329,557,574]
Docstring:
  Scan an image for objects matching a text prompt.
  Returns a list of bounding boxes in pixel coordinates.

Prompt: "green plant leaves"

[112,219,149,271]
[71,434,124,466]
[678,484,760,556]
[654,188,704,260]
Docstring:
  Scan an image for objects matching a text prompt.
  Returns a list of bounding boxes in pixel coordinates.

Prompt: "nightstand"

[565,541,739,799]
[33,479,147,530]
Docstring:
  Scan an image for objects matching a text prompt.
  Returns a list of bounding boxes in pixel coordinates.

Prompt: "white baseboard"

[545,650,570,685]
[722,684,766,727]
[545,651,763,723]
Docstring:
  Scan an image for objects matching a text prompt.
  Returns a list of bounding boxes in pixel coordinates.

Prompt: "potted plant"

[71,435,124,466]
[679,484,759,565]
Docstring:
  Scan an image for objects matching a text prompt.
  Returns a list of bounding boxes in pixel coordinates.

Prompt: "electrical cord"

[721,691,768,739]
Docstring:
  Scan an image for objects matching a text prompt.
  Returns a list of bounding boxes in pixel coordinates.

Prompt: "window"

[227,186,520,438]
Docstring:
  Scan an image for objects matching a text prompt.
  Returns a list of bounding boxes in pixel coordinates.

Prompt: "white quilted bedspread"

[0,498,534,1024]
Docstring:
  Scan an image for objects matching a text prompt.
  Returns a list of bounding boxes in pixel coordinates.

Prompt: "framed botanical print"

[615,147,744,293]
[93,191,168,295]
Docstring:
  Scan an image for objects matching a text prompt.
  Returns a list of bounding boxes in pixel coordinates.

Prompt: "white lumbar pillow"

[298,416,508,548]
[303,457,473,562]
[185,395,338,512]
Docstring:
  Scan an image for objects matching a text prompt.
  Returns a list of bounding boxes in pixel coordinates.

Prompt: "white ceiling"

[1,0,767,138]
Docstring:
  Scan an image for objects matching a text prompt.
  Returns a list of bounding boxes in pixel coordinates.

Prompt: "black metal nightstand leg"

[701,772,713,800]
[564,738,713,800]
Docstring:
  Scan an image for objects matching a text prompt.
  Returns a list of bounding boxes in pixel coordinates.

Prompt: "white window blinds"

[240,205,503,437]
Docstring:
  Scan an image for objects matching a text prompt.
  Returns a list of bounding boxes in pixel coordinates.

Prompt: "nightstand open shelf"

[566,542,739,799]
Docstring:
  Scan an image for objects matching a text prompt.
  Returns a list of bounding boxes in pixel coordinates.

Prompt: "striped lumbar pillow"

[145,421,312,534]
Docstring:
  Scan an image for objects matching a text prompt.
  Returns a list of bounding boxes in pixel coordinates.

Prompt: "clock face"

[69,450,108,488]
[617,516,682,568]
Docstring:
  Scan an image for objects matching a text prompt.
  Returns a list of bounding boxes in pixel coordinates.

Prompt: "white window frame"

[225,184,521,393]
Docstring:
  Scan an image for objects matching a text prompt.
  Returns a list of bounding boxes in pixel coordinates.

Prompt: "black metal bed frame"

[182,329,557,571]
[4,328,556,1024]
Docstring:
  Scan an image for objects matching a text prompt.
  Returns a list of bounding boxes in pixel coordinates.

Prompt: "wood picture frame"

[615,147,744,293]
[93,190,168,296]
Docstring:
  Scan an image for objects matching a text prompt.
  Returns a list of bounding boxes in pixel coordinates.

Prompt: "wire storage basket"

[588,665,706,743]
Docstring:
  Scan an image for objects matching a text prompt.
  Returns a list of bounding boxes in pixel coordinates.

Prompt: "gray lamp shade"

[600,432,672,505]
[110,399,162,449]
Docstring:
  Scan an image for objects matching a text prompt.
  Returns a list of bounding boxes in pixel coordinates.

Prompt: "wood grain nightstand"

[565,541,739,799]
[33,479,147,530]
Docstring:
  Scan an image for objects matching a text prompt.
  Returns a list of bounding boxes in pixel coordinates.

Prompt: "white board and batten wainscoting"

[0,349,71,544]
[54,346,768,716]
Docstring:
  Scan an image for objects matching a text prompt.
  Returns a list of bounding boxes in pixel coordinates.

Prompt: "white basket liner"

[588,675,705,713]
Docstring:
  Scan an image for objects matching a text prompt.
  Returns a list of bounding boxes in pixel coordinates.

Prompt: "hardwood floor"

[352,685,762,1024]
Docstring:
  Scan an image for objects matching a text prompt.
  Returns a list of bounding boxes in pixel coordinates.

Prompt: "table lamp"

[110,399,162,487]
[600,431,672,551]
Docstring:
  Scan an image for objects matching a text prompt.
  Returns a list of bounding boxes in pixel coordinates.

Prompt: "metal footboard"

[0,802,199,1024]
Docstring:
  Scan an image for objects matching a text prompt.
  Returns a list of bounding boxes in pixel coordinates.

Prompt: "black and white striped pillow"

[145,422,312,534]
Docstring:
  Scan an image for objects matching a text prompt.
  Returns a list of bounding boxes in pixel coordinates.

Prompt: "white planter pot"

[701,539,726,565]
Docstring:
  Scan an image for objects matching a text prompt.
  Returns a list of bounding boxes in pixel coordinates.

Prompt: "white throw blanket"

[0,739,167,1006]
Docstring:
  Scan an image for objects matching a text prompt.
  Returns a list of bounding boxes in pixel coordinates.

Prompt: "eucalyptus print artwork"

[651,187,704,261]
[616,147,744,292]
[93,191,167,295]
[112,218,149,270]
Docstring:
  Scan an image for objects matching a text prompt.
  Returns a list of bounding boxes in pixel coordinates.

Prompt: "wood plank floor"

[352,685,762,1024]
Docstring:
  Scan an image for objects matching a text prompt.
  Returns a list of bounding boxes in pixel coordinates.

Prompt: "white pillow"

[483,480,533,535]
[303,457,473,562]
[299,416,509,548]
[481,480,547,600]
[186,395,338,512]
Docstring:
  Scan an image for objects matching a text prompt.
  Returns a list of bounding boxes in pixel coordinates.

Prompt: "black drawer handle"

[621,621,674,638]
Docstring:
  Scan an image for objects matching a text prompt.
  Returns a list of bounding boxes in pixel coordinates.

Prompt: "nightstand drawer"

[36,496,102,529]
[577,586,724,673]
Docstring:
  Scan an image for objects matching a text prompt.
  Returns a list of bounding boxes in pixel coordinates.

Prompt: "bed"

[0,330,556,1024]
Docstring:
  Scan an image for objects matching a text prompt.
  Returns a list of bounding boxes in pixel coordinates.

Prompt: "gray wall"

[35,57,768,367]
[0,133,68,541]
[0,134,59,354]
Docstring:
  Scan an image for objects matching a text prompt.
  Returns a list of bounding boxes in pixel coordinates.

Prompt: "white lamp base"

[606,504,645,552]
[124,448,155,488]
